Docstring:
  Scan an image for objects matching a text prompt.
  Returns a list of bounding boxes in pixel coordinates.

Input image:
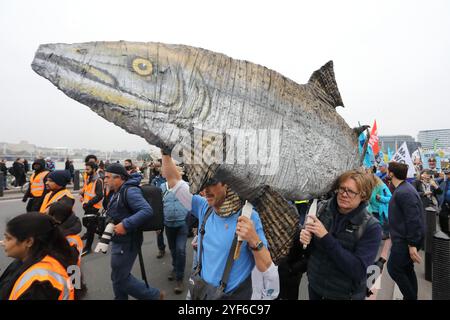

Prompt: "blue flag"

[387,147,393,161]
[358,132,375,168]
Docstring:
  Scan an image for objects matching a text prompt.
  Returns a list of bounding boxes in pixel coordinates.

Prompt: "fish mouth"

[31,49,183,115]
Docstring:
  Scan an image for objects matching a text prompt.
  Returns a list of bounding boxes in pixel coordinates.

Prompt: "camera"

[94,222,115,254]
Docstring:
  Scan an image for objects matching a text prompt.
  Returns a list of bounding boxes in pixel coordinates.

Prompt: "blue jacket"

[388,181,425,248]
[438,179,450,207]
[107,173,153,242]
[368,183,392,221]
[151,175,166,188]
[376,172,387,180]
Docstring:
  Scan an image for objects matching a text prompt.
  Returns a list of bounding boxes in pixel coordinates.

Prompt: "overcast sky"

[1,0,449,151]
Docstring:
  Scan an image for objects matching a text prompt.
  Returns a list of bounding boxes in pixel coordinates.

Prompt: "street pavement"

[0,196,431,300]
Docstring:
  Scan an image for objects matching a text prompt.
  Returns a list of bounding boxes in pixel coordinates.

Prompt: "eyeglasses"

[337,186,360,199]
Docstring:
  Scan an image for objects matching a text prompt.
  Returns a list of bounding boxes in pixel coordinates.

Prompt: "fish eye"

[132,58,153,76]
[75,48,88,55]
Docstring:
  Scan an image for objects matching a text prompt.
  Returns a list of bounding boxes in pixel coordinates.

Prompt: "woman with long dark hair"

[0,212,78,300]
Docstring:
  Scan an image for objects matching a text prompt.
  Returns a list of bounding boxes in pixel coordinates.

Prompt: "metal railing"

[0,169,87,196]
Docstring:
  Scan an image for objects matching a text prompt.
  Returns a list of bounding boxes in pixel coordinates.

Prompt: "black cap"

[105,163,129,178]
[48,170,71,187]
[203,177,220,187]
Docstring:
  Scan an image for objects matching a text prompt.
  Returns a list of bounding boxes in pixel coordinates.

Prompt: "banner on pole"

[391,142,416,178]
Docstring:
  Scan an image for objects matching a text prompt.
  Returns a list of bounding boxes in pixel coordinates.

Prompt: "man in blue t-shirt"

[161,152,273,299]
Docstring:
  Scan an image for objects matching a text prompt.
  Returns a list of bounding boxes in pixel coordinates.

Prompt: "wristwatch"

[251,240,264,251]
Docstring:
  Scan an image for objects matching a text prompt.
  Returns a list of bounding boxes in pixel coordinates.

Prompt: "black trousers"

[26,197,44,212]
[439,202,450,233]
[83,207,100,250]
[278,259,303,300]
[387,242,418,300]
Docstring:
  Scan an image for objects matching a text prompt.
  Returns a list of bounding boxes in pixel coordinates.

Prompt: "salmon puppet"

[32,41,365,263]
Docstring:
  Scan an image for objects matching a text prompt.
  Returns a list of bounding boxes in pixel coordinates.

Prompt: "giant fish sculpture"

[31,41,363,262]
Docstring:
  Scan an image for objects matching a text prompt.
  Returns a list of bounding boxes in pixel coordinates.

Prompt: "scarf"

[216,186,243,217]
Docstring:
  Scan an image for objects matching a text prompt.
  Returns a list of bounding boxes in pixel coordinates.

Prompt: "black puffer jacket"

[60,213,82,237]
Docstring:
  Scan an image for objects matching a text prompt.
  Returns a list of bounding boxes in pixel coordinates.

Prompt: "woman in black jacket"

[299,170,382,300]
[0,213,78,300]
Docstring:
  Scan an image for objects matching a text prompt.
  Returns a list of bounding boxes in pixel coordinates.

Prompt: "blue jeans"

[387,242,418,300]
[110,240,160,300]
[165,223,188,281]
[157,227,166,251]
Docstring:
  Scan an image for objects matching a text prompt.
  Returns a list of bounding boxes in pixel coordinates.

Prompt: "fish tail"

[308,60,344,108]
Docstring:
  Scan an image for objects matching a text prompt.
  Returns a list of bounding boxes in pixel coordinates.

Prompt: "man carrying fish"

[161,151,276,300]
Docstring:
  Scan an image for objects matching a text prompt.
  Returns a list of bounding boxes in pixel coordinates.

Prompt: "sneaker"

[168,270,176,281]
[156,250,165,259]
[81,248,91,257]
[174,281,184,294]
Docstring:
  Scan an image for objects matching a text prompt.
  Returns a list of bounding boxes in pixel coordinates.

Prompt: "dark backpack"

[121,184,164,232]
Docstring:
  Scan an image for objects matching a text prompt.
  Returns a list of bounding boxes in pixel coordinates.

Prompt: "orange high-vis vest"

[9,255,74,300]
[39,189,75,213]
[30,171,49,197]
[66,234,83,267]
[83,172,88,187]
[82,178,102,210]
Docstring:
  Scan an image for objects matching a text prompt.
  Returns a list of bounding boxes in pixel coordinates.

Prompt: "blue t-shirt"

[191,195,268,293]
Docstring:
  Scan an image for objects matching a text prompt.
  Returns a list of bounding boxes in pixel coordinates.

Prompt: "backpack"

[160,182,189,227]
[121,184,164,232]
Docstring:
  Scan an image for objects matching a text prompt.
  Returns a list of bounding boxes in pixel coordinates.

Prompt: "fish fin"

[353,125,370,136]
[308,60,345,108]
[251,186,300,264]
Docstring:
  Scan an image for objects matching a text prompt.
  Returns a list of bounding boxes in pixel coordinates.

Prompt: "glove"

[160,144,173,156]
[82,203,89,210]
[22,196,28,203]
[374,257,386,272]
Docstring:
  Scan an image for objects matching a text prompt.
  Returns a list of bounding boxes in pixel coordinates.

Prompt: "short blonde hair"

[332,169,376,202]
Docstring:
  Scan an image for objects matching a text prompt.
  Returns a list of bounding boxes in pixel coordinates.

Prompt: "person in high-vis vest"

[82,154,98,189]
[0,212,78,300]
[39,170,74,214]
[79,162,103,256]
[49,202,83,265]
[49,202,87,300]
[22,159,50,212]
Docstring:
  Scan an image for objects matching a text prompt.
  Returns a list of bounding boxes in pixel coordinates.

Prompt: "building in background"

[418,129,450,150]
[379,135,421,155]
